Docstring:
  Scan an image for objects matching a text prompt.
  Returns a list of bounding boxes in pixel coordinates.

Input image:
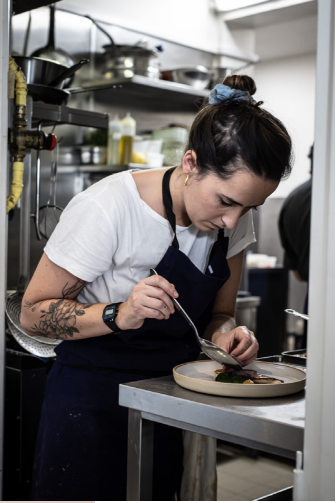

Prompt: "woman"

[21,74,292,501]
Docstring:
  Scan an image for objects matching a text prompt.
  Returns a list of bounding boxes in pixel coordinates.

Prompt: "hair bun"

[223,74,256,96]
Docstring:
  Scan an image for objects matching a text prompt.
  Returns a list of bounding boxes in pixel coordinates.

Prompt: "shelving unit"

[32,102,109,129]
[71,75,209,112]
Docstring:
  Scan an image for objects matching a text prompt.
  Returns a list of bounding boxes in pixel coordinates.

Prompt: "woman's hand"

[116,275,178,331]
[212,326,259,367]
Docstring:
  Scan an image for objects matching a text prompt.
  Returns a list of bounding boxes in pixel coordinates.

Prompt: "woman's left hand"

[212,326,259,367]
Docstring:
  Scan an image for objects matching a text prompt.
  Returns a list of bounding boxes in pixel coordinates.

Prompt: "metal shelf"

[71,75,209,112]
[32,102,109,129]
[13,0,61,15]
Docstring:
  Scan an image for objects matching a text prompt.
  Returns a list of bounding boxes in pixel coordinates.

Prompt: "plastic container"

[119,112,136,165]
[146,152,165,167]
[107,114,121,165]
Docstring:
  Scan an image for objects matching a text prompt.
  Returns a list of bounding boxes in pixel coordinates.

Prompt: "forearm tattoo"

[62,279,87,298]
[24,279,93,340]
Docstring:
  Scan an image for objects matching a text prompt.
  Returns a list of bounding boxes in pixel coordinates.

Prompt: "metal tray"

[281,349,307,367]
[257,354,306,369]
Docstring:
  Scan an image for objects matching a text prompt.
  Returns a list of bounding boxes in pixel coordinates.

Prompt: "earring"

[184,174,189,186]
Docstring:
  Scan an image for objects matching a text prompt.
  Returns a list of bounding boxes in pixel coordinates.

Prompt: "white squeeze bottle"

[107,114,121,165]
[119,112,136,165]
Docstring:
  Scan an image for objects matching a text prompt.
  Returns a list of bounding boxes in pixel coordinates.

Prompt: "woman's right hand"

[116,275,179,331]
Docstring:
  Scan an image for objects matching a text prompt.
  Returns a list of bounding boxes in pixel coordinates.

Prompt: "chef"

[21,74,292,501]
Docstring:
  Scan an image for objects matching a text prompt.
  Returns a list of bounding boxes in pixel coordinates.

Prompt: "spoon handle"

[285,309,309,321]
[150,268,202,346]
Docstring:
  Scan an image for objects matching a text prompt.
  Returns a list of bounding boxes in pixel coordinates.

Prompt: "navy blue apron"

[32,167,231,501]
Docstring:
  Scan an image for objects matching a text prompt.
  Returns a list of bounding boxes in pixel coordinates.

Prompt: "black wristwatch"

[103,303,123,334]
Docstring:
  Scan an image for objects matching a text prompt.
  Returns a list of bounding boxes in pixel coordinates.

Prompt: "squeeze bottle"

[107,114,121,165]
[119,112,136,165]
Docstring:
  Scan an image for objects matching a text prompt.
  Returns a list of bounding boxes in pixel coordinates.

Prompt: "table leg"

[127,408,154,501]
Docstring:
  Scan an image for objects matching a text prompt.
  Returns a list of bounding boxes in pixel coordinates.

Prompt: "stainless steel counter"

[119,375,305,500]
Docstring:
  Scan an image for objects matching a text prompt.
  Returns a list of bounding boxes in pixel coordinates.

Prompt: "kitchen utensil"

[173,360,306,398]
[47,58,89,88]
[150,269,242,370]
[27,84,70,105]
[15,56,88,90]
[91,146,107,165]
[84,16,161,79]
[58,146,81,165]
[161,66,213,89]
[30,4,75,69]
[39,144,63,240]
[284,309,309,321]
[104,43,161,80]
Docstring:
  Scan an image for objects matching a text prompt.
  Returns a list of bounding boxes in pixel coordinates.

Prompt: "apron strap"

[162,166,225,253]
[208,228,225,265]
[162,167,179,249]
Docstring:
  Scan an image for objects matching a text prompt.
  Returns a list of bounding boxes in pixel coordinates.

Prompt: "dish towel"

[180,432,217,501]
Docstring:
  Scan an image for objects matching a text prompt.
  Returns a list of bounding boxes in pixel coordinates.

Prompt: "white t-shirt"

[45,171,255,304]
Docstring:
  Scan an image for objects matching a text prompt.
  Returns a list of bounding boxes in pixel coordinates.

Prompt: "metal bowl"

[161,66,213,89]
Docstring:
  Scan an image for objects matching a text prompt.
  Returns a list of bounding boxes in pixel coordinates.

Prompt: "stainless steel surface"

[47,58,89,88]
[104,45,161,80]
[285,309,309,321]
[127,409,154,501]
[58,146,81,165]
[34,123,42,241]
[6,291,60,355]
[31,102,109,129]
[14,56,68,89]
[91,146,107,165]
[120,375,305,500]
[119,375,305,456]
[73,74,209,112]
[161,65,213,89]
[150,268,242,369]
[18,96,32,293]
[235,295,261,333]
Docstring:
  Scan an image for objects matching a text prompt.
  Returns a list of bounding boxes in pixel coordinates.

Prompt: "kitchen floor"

[216,442,295,501]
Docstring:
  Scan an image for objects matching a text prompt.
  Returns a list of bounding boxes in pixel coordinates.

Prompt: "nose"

[221,208,242,230]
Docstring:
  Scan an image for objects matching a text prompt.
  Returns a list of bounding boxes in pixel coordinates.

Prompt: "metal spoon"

[150,269,242,370]
[284,309,309,321]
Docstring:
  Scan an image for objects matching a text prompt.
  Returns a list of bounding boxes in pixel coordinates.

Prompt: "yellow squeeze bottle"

[119,112,136,165]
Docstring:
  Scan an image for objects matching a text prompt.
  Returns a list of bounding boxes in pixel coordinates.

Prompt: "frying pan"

[14,56,89,89]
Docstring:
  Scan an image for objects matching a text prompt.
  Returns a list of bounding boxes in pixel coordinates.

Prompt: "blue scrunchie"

[209,84,253,105]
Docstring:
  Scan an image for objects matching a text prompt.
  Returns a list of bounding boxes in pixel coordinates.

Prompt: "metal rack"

[32,102,109,129]
[71,75,209,112]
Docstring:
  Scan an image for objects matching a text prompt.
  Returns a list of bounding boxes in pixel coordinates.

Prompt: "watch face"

[105,307,114,317]
[103,305,116,321]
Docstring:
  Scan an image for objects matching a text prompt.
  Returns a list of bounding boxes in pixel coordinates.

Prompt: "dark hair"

[186,74,293,181]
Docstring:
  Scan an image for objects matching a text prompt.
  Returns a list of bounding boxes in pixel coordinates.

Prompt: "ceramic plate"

[173,360,306,398]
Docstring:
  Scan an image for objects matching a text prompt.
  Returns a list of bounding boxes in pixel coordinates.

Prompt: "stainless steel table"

[119,376,305,500]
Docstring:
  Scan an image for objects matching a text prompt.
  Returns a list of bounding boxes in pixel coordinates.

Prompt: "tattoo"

[62,279,87,299]
[24,278,90,340]
[29,299,93,340]
[24,300,46,312]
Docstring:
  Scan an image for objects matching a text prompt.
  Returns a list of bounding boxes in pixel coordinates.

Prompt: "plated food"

[173,360,306,397]
[214,367,283,384]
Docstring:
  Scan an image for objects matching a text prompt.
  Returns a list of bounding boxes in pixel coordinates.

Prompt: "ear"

[182,150,198,175]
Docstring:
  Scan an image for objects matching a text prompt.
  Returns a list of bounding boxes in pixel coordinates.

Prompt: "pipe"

[7,57,57,214]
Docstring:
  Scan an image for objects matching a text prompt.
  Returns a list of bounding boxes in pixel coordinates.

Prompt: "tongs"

[150,269,242,370]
